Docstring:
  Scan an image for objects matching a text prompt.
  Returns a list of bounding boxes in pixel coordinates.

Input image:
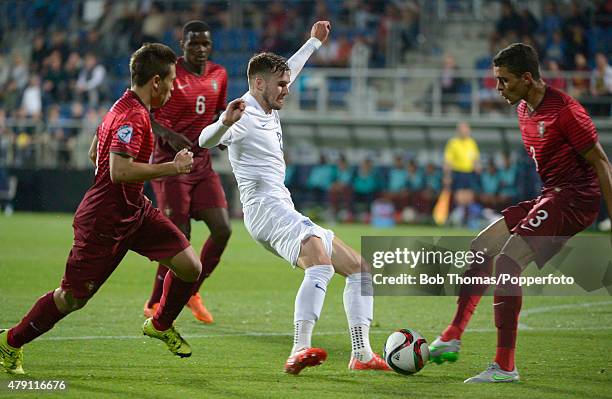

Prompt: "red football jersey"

[74,90,154,238]
[517,86,600,209]
[152,58,228,168]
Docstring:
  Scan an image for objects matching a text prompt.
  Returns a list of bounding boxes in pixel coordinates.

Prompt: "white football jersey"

[219,92,290,206]
[200,37,321,206]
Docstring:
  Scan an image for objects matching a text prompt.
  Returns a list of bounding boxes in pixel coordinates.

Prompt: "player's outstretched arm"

[199,98,246,148]
[151,118,193,151]
[109,148,193,183]
[582,142,612,243]
[88,134,98,167]
[287,21,331,86]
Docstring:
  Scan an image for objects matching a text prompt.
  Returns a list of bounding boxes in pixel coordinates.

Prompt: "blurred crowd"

[0,0,423,169]
[286,122,540,228]
[427,0,611,116]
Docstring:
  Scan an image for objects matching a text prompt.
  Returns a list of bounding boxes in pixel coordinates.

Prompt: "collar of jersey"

[244,92,272,116]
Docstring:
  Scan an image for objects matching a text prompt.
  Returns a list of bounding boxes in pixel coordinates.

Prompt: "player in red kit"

[429,43,612,383]
[0,43,202,374]
[143,21,230,324]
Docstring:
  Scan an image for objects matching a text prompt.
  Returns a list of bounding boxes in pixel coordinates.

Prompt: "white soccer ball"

[383,329,429,375]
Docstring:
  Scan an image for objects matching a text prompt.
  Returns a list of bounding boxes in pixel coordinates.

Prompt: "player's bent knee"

[54,288,89,314]
[181,259,202,282]
[167,248,202,282]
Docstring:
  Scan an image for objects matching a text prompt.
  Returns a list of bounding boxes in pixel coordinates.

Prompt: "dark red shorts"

[152,158,228,226]
[61,201,190,298]
[502,194,598,268]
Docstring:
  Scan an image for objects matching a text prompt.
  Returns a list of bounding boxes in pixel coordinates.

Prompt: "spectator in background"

[41,50,66,105]
[495,1,521,39]
[538,1,563,42]
[76,53,106,107]
[440,54,465,112]
[11,54,29,91]
[21,75,43,118]
[352,158,379,216]
[385,155,407,212]
[590,52,612,116]
[284,153,299,207]
[0,53,10,89]
[0,109,13,166]
[1,81,20,116]
[498,153,517,209]
[328,155,354,221]
[45,104,72,167]
[479,159,500,210]
[421,162,442,217]
[544,59,567,91]
[141,1,166,42]
[48,31,69,63]
[30,36,48,73]
[306,154,337,205]
[399,3,420,53]
[405,158,426,212]
[564,24,589,69]
[516,6,538,37]
[544,30,566,65]
[68,102,85,138]
[350,35,372,68]
[335,35,353,67]
[63,52,82,103]
[570,53,591,98]
[444,121,481,226]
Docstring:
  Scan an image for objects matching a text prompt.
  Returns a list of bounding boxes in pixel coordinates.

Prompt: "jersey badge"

[117,125,133,144]
[211,79,218,92]
[538,121,546,138]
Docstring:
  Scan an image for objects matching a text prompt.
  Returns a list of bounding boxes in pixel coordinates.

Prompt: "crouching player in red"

[429,43,612,383]
[0,43,202,374]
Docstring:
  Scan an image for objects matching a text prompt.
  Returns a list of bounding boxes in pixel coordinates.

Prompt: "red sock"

[441,256,493,341]
[192,238,226,295]
[153,272,194,331]
[147,264,170,307]
[8,291,66,348]
[493,254,523,372]
[495,347,516,371]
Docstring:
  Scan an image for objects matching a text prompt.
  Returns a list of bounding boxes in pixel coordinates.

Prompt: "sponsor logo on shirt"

[212,79,218,92]
[117,125,133,144]
[302,219,314,227]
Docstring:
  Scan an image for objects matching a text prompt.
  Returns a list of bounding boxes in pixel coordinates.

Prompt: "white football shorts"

[243,197,334,266]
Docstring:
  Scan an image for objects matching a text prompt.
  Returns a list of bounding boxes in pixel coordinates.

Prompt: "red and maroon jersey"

[75,90,154,238]
[152,58,227,168]
[517,86,600,209]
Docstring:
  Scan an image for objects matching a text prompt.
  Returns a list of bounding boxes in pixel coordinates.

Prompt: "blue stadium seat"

[328,77,351,107]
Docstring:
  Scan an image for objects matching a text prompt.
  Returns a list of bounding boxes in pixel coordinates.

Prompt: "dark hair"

[247,52,290,79]
[129,43,177,87]
[493,43,541,80]
[182,20,210,39]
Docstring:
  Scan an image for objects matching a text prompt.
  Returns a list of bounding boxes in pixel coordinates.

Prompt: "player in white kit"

[198,21,390,375]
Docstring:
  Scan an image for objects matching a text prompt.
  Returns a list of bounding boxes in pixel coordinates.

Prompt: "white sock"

[291,265,334,355]
[344,272,374,362]
[292,320,314,354]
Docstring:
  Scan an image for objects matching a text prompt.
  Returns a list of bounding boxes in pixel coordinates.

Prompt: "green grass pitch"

[0,213,611,398]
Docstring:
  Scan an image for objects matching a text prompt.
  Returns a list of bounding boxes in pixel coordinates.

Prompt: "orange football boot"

[348,353,391,371]
[284,347,328,375]
[185,293,214,324]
